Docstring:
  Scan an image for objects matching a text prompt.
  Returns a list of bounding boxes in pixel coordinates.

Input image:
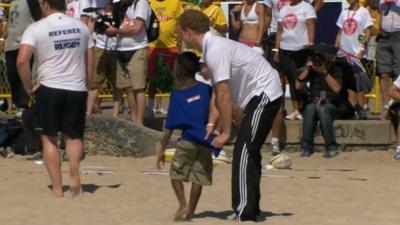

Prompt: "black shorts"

[35,85,87,139]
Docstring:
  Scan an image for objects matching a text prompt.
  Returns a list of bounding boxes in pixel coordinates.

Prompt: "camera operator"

[295,44,350,158]
[86,1,123,117]
[104,0,151,124]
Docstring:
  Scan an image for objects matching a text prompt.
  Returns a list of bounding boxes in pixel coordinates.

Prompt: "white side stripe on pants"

[251,94,269,142]
[237,143,248,222]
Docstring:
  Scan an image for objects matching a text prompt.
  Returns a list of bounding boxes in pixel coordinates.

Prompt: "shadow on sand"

[191,210,293,221]
[47,183,122,194]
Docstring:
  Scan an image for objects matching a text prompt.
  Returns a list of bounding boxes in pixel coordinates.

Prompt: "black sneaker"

[301,150,313,157]
[323,149,339,158]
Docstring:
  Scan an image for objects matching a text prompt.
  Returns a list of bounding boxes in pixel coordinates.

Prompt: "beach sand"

[0,150,399,225]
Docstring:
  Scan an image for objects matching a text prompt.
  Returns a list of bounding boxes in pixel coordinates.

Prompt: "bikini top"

[240,3,259,24]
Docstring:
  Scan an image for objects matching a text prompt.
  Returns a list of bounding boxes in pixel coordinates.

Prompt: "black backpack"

[133,0,159,42]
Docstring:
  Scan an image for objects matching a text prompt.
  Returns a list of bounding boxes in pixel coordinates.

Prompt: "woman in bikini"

[229,0,266,48]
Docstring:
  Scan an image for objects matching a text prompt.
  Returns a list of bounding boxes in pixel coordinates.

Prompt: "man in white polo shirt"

[178,10,283,222]
[17,0,95,197]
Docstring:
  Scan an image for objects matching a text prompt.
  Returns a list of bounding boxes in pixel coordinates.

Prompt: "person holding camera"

[83,1,123,117]
[105,0,151,124]
[295,44,345,158]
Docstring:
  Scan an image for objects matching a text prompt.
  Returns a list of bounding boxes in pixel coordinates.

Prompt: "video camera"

[83,7,116,35]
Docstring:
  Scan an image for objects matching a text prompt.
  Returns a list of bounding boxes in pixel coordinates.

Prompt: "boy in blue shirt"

[156,52,220,221]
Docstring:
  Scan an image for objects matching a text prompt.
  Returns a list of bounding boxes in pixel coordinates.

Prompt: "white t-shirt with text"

[336,6,373,55]
[278,1,316,51]
[201,32,282,109]
[264,0,313,33]
[21,13,95,91]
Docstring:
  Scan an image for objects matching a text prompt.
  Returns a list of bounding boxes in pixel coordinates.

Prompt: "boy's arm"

[157,128,173,169]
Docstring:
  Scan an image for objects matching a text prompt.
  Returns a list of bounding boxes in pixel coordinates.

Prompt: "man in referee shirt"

[17,0,95,197]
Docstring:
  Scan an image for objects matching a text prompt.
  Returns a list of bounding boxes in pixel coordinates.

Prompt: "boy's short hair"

[178,9,210,34]
[175,52,200,79]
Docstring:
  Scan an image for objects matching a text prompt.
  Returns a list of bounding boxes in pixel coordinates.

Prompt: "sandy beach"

[0,150,399,225]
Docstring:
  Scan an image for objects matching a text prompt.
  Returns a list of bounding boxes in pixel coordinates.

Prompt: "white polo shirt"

[336,6,372,55]
[117,0,151,51]
[278,1,316,51]
[21,13,95,91]
[201,32,282,109]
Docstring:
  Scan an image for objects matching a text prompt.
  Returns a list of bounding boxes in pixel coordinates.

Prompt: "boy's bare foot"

[174,206,189,222]
[50,189,64,198]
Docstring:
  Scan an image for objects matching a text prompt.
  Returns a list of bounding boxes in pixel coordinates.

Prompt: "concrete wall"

[279,120,395,146]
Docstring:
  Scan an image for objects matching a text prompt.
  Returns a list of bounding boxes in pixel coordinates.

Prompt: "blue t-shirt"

[165,82,221,156]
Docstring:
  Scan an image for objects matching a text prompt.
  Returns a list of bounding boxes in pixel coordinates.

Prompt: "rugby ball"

[269,154,292,169]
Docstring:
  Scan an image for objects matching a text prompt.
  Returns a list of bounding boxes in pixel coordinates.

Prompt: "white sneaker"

[213,150,230,163]
[285,111,302,120]
[271,143,280,156]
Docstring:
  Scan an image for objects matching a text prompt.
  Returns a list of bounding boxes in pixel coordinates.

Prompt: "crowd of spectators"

[0,0,399,160]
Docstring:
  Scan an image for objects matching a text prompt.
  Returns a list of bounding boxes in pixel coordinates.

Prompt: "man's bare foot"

[185,212,194,220]
[173,206,189,222]
[69,186,83,198]
[69,182,82,197]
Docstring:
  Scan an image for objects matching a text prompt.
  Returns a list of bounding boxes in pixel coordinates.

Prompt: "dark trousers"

[232,94,282,221]
[301,102,339,153]
[279,49,308,101]
[5,50,30,108]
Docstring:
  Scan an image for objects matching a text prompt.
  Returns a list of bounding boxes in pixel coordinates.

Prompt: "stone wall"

[85,115,169,157]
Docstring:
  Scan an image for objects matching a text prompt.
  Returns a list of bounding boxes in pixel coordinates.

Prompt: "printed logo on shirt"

[343,18,357,35]
[154,7,171,22]
[48,28,82,50]
[277,0,291,11]
[187,95,201,103]
[283,13,297,30]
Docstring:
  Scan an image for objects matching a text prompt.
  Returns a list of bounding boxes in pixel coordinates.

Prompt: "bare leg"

[86,89,99,116]
[112,88,123,118]
[357,92,367,108]
[271,108,283,138]
[64,135,84,197]
[292,100,300,112]
[380,74,391,107]
[133,89,146,125]
[396,123,400,145]
[125,88,137,122]
[147,80,156,109]
[186,183,203,219]
[6,97,12,114]
[348,90,357,107]
[42,135,63,197]
[171,179,188,221]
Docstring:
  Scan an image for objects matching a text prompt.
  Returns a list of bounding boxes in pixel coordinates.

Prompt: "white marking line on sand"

[80,166,114,175]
